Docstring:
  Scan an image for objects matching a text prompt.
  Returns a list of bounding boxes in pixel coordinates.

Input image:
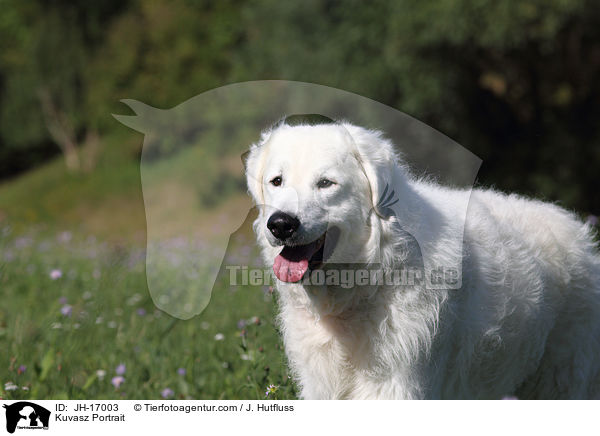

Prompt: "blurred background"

[0,0,598,400]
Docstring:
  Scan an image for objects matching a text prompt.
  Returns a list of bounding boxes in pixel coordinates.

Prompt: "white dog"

[245,115,600,399]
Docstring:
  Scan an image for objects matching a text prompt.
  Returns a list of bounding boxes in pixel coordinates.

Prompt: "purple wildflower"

[58,231,72,243]
[115,363,126,375]
[17,365,26,375]
[60,305,72,317]
[265,384,279,397]
[237,319,246,329]
[50,269,62,280]
[111,376,125,388]
[136,308,147,316]
[177,368,186,376]
[15,237,32,249]
[161,388,174,399]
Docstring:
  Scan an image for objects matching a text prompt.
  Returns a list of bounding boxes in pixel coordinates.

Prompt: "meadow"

[0,133,297,400]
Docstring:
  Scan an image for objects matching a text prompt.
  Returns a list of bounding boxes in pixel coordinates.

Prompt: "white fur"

[245,121,600,399]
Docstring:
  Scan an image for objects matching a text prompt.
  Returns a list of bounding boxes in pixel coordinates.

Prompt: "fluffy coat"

[245,120,600,399]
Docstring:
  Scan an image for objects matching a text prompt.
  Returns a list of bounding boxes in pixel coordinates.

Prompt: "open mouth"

[273,227,339,283]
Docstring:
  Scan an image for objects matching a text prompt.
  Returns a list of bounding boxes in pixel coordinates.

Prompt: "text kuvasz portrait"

[244,116,600,400]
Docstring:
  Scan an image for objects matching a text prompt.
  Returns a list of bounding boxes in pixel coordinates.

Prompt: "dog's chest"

[279,302,373,399]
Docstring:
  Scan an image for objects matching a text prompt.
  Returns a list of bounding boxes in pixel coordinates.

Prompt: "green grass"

[0,131,297,400]
[0,228,296,400]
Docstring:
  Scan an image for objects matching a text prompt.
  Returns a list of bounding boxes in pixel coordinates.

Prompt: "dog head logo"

[3,402,50,433]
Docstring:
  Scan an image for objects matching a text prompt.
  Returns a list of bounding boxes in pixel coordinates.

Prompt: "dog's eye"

[270,176,282,187]
[317,179,335,189]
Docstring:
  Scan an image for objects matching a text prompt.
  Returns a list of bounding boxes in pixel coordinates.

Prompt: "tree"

[235,0,600,213]
[0,0,127,173]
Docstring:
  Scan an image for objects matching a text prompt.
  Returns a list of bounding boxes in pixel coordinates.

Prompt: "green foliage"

[2,0,599,212]
[234,0,600,213]
[86,0,244,121]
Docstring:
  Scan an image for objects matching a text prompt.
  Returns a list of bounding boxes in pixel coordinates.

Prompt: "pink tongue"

[273,242,319,283]
[273,255,309,283]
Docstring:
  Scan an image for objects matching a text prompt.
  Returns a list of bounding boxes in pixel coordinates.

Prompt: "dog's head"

[245,116,402,283]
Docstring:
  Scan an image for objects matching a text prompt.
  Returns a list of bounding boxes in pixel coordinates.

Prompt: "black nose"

[267,211,300,240]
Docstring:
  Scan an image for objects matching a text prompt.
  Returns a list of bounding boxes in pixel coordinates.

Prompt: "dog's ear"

[344,124,399,218]
[244,142,267,206]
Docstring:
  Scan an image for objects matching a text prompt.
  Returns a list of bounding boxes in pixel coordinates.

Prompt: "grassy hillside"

[0,133,147,243]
